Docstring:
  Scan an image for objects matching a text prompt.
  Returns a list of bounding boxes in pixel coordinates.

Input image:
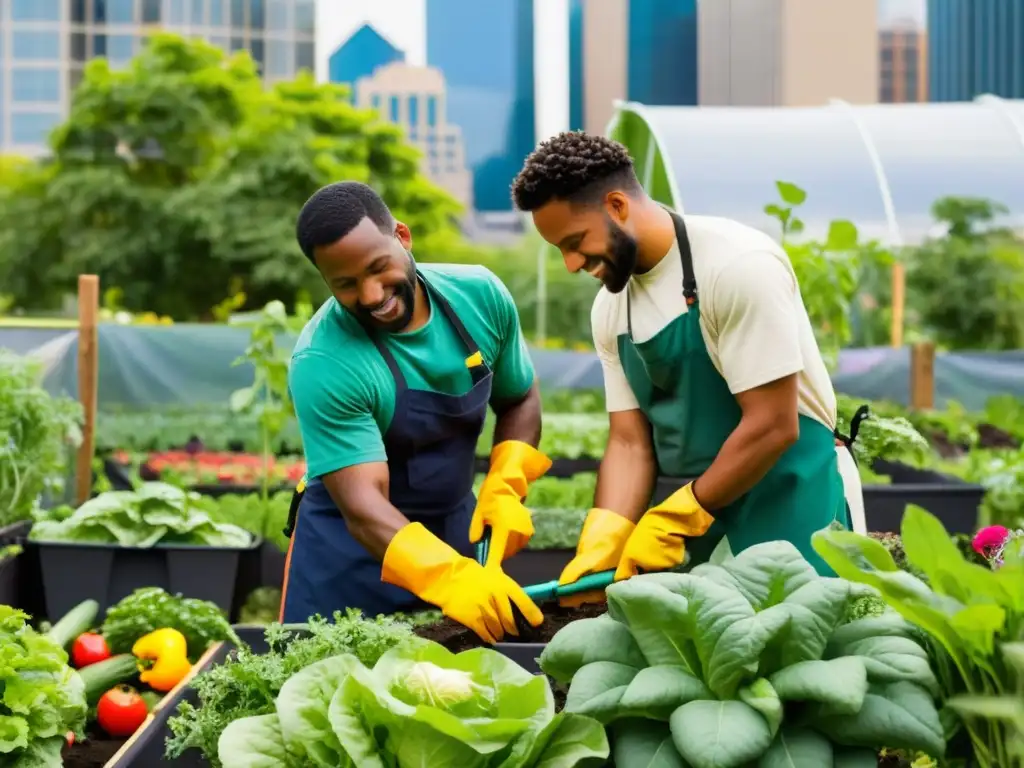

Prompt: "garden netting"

[2,323,1023,411]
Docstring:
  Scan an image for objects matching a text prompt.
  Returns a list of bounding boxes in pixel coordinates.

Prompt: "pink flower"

[973,525,1011,556]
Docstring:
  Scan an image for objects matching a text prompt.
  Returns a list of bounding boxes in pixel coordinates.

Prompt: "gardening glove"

[557,507,637,608]
[382,522,544,644]
[469,440,553,567]
[614,482,716,580]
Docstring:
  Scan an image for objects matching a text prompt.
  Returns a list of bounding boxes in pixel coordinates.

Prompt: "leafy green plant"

[29,482,252,547]
[230,299,310,501]
[0,350,83,526]
[539,540,944,768]
[765,181,893,370]
[907,197,1024,351]
[813,505,1024,767]
[0,605,88,766]
[101,587,241,662]
[165,612,418,764]
[217,639,609,767]
[948,641,1024,766]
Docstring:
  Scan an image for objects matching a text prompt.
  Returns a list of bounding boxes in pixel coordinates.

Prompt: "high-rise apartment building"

[354,61,472,210]
[568,0,698,135]
[928,0,1024,101]
[879,22,927,103]
[0,0,315,156]
[424,0,535,212]
[698,0,878,106]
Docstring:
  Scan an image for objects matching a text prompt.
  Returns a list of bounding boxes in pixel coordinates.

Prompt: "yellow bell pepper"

[132,628,192,692]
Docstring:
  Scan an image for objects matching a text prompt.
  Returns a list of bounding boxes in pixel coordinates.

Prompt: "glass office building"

[928,0,1024,101]
[425,0,535,212]
[0,0,315,155]
[626,0,697,106]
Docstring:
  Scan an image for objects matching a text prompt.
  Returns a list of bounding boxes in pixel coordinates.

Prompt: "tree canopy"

[0,34,465,319]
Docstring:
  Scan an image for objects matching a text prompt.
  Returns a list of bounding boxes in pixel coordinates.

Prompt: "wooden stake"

[75,275,99,505]
[909,341,935,410]
[890,261,905,348]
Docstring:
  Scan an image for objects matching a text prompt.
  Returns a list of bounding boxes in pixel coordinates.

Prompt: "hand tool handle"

[523,569,617,602]
[475,527,491,566]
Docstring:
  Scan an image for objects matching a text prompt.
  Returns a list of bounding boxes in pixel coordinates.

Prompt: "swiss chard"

[539,540,945,768]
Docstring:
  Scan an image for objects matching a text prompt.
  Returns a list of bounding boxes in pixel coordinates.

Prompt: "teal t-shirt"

[289,264,535,479]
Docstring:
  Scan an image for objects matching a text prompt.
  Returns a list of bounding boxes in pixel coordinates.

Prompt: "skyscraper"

[928,0,1024,101]
[699,0,878,106]
[879,22,928,103]
[568,0,698,135]
[0,0,316,156]
[328,24,404,88]
[425,0,535,212]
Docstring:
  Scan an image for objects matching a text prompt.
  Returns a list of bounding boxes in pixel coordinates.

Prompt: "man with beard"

[279,181,550,643]
[510,131,863,597]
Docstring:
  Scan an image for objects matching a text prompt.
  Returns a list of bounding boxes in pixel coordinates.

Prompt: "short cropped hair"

[295,181,394,263]
[511,131,642,211]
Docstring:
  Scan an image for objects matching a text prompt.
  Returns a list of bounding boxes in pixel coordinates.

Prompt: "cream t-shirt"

[591,214,837,431]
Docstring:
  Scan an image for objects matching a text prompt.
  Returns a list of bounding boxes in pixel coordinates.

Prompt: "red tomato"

[71,633,111,668]
[97,686,148,738]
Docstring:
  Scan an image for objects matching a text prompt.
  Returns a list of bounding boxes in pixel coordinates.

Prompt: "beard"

[355,251,418,333]
[587,218,638,294]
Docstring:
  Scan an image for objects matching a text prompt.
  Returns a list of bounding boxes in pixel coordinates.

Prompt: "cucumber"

[78,654,140,703]
[47,599,100,649]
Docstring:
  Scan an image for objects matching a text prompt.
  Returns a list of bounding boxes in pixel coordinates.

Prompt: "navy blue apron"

[279,272,492,623]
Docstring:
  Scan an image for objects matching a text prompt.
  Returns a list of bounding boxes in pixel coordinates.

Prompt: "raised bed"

[27,534,262,621]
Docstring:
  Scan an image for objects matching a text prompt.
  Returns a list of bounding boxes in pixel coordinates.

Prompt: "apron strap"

[834,404,871,463]
[283,481,306,538]
[364,271,491,390]
[420,273,491,383]
[627,207,698,339]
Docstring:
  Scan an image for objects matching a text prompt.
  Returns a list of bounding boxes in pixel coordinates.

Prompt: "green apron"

[616,210,849,575]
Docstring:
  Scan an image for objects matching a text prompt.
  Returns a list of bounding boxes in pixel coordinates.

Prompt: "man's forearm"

[593,435,657,523]
[322,472,409,560]
[491,380,542,447]
[691,418,797,511]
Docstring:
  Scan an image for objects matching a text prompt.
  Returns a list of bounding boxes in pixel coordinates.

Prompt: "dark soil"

[925,429,963,459]
[926,423,1019,458]
[413,603,607,654]
[61,728,127,768]
[977,423,1020,450]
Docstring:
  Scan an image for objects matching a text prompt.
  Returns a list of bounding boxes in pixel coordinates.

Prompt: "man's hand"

[556,410,656,606]
[470,440,552,567]
[614,482,715,580]
[383,522,543,643]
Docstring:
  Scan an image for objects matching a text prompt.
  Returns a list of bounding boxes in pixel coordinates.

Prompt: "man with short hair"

[280,181,549,642]
[511,131,862,596]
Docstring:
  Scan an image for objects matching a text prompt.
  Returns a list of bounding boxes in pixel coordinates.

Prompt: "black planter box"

[0,520,30,608]
[864,460,984,535]
[653,461,984,538]
[28,534,262,622]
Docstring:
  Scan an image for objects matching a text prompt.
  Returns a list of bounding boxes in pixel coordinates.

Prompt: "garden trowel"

[475,526,617,603]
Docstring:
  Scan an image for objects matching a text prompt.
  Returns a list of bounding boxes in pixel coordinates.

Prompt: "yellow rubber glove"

[614,482,716,580]
[382,522,544,644]
[469,440,553,567]
[557,507,636,607]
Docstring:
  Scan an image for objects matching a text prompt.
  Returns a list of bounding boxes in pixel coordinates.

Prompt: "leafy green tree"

[0,34,463,318]
[908,196,1024,350]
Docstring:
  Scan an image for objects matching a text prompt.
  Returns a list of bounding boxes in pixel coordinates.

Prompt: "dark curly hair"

[511,131,642,211]
[296,181,394,264]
